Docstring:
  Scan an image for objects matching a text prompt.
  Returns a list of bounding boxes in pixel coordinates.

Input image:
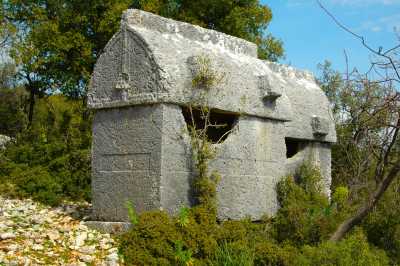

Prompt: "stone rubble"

[0,135,11,150]
[0,196,122,265]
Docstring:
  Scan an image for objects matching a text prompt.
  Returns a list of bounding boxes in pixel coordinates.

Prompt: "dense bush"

[295,230,389,266]
[0,87,28,137]
[118,164,389,265]
[273,164,351,246]
[0,95,91,205]
[363,179,400,264]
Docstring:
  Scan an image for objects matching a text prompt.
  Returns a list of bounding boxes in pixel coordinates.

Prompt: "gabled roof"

[88,9,336,143]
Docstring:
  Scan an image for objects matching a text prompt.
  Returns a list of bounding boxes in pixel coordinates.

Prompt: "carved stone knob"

[311,115,329,136]
[258,75,282,102]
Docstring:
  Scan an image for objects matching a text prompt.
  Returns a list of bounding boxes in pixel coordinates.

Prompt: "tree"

[132,0,284,61]
[10,37,51,126]
[3,0,131,124]
[0,63,27,136]
[0,62,16,89]
[0,87,27,136]
[316,1,400,241]
[0,3,15,49]
[319,62,399,241]
[4,0,131,97]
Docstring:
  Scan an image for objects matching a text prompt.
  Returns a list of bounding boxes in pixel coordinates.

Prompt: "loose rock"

[0,196,120,265]
[1,232,16,240]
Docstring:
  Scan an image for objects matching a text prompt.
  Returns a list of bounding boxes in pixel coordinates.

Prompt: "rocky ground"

[0,196,121,266]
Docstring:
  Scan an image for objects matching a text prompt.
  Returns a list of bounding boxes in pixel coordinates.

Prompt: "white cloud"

[286,0,400,33]
[329,0,400,5]
[359,14,400,33]
[285,0,312,8]
[371,26,382,32]
[285,0,400,7]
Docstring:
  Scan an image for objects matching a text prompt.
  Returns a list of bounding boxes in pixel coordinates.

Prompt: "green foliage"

[0,63,16,89]
[295,230,389,266]
[253,231,389,266]
[118,163,389,265]
[363,179,400,264]
[118,210,182,265]
[186,106,220,218]
[211,241,254,266]
[125,201,139,226]
[274,164,342,245]
[131,0,284,61]
[3,0,283,103]
[0,87,28,137]
[317,61,344,115]
[178,206,190,228]
[317,61,397,200]
[174,240,194,266]
[332,186,349,209]
[1,165,63,205]
[253,241,297,266]
[0,95,91,205]
[317,61,399,263]
[0,4,16,49]
[118,207,244,265]
[5,0,131,98]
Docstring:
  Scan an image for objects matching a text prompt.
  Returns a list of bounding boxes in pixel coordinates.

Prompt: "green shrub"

[118,207,248,265]
[253,241,298,266]
[0,87,28,137]
[118,162,390,265]
[274,164,348,245]
[0,95,92,205]
[211,241,254,266]
[295,230,389,266]
[363,179,400,264]
[174,240,194,266]
[118,211,182,265]
[5,165,63,205]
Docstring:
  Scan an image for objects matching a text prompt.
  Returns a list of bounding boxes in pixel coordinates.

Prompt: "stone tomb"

[87,9,336,229]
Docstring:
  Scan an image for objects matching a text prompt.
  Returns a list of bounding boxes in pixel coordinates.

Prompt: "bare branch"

[316,0,400,82]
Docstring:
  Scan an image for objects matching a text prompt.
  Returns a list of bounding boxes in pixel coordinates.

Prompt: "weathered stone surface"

[91,105,163,222]
[88,9,337,224]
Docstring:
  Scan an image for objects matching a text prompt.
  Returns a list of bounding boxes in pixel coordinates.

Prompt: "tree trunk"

[330,161,400,241]
[28,88,35,127]
[81,95,90,122]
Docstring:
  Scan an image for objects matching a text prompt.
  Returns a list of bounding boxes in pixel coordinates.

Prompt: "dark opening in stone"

[181,106,238,144]
[285,138,307,158]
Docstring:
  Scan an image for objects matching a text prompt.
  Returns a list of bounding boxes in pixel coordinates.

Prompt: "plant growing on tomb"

[190,55,225,90]
[186,104,221,218]
[125,200,139,226]
[186,54,233,217]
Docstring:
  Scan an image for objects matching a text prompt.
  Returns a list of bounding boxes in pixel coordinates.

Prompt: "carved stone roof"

[88,9,336,143]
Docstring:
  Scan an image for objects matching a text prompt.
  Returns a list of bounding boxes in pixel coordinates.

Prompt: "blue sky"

[263,0,400,76]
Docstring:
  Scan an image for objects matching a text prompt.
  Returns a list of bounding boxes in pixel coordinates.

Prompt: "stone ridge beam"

[122,9,258,58]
